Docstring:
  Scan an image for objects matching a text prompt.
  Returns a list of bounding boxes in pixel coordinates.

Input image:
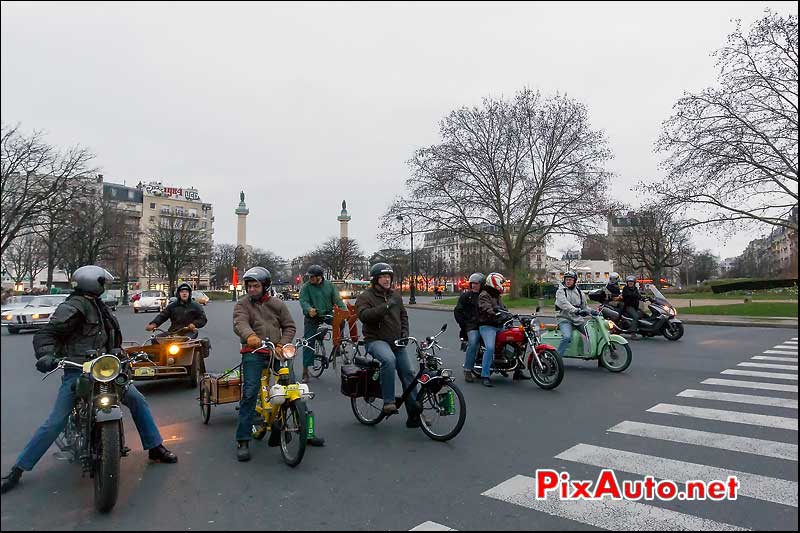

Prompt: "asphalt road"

[1,300,797,531]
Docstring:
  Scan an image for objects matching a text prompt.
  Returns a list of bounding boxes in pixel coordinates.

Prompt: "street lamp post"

[122,245,130,306]
[396,215,416,305]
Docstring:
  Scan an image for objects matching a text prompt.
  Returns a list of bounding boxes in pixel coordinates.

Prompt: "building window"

[189,208,198,218]
[161,205,170,214]
[150,202,156,209]
[110,189,117,197]
[149,216,155,223]
[128,191,135,200]
[176,207,185,217]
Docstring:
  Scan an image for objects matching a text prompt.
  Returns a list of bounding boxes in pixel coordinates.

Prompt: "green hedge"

[205,290,234,301]
[709,278,798,294]
[519,282,558,298]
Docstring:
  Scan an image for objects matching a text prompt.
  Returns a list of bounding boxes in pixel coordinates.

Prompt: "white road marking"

[700,378,797,392]
[737,362,798,371]
[752,356,797,362]
[410,521,456,531]
[646,403,797,430]
[721,369,798,381]
[676,389,798,409]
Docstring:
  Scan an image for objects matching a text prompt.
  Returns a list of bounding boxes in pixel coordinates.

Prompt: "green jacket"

[299,279,346,318]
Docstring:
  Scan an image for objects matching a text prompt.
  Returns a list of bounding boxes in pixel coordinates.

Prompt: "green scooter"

[539,311,632,372]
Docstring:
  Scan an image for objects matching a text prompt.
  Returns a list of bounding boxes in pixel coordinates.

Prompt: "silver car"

[2,294,69,334]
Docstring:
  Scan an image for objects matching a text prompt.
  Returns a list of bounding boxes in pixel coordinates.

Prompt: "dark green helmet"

[370,263,394,283]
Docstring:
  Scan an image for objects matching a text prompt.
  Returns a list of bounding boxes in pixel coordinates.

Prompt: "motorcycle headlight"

[441,369,452,379]
[606,320,616,330]
[97,395,113,407]
[282,344,297,359]
[168,344,180,355]
[91,355,121,382]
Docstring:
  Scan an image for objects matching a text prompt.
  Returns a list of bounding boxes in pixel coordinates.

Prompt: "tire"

[351,396,385,426]
[600,341,632,373]
[133,309,139,314]
[280,402,307,467]
[94,421,121,513]
[8,327,19,334]
[663,322,684,341]
[309,341,326,378]
[187,356,199,388]
[528,349,564,390]
[199,378,211,424]
[418,382,466,442]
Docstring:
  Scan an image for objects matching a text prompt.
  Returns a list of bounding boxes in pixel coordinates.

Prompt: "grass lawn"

[434,297,555,309]
[677,302,798,317]
[667,291,797,300]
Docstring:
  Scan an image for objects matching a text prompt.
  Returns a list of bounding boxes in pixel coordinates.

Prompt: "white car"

[2,294,69,334]
[133,290,167,313]
[1,295,36,314]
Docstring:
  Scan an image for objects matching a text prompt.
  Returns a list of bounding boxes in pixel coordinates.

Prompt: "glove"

[145,323,156,332]
[275,344,284,357]
[309,308,317,318]
[36,355,58,374]
[577,309,590,317]
[246,334,261,349]
[591,310,601,317]
[187,323,197,332]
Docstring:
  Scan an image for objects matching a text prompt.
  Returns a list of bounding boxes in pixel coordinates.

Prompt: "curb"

[407,303,799,329]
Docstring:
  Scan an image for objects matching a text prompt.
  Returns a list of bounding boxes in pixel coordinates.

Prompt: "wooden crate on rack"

[208,373,242,404]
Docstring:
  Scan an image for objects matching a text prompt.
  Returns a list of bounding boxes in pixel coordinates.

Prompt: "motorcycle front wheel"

[94,421,121,513]
[663,322,684,341]
[528,349,564,390]
[280,402,307,467]
[600,342,632,373]
[417,382,466,442]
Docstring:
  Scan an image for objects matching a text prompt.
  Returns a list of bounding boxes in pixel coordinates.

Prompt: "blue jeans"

[236,352,297,442]
[478,326,498,378]
[462,329,481,372]
[557,321,589,357]
[365,340,418,414]
[16,370,163,471]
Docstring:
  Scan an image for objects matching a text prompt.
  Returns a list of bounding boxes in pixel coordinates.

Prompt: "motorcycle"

[539,310,632,372]
[43,350,152,512]
[470,307,565,390]
[590,284,684,341]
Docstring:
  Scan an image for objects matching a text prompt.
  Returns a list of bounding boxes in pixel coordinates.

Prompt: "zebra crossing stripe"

[721,369,798,381]
[764,350,799,356]
[646,403,797,430]
[555,443,798,507]
[676,389,798,409]
[752,356,798,362]
[482,474,748,531]
[410,521,456,531]
[737,362,798,371]
[608,420,798,461]
[772,345,798,350]
[701,378,797,392]
[782,340,798,344]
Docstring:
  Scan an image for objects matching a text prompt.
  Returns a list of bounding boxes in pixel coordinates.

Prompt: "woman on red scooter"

[476,272,508,387]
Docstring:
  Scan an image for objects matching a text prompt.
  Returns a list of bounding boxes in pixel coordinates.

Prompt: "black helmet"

[243,266,272,296]
[370,263,394,283]
[306,264,324,278]
[468,273,485,285]
[71,265,114,297]
[175,282,193,298]
[563,271,577,282]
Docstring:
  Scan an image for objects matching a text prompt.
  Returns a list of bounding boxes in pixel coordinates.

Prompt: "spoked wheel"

[279,402,307,467]
[199,378,212,424]
[351,396,385,426]
[417,382,466,442]
[528,349,564,390]
[600,341,633,372]
[94,421,121,513]
[309,341,326,378]
[663,322,684,341]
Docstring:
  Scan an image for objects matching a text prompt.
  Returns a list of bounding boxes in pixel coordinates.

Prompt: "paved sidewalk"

[407,302,799,329]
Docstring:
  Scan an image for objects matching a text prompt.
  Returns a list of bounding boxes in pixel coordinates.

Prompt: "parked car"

[2,294,69,334]
[133,290,167,313]
[1,295,36,314]
[101,292,118,311]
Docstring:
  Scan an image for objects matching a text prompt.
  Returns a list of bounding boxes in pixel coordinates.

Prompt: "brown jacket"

[233,295,296,347]
[355,285,408,344]
[477,288,507,327]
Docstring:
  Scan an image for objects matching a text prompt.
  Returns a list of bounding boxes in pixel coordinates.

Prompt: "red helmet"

[486,272,506,293]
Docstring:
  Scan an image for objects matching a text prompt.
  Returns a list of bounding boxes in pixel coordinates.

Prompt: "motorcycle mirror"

[440,324,447,332]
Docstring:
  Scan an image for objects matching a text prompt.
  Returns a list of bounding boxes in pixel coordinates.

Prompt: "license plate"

[134,367,156,377]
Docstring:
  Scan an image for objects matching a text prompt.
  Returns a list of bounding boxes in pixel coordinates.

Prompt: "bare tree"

[1,124,97,256]
[59,195,122,277]
[248,248,286,280]
[558,247,589,274]
[611,205,692,285]
[312,237,365,280]
[383,88,612,297]
[21,235,48,290]
[2,237,29,288]
[211,243,238,289]
[148,216,207,295]
[651,11,798,233]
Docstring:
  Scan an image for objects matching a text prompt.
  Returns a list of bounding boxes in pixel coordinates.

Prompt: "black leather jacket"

[150,298,208,332]
[454,291,480,332]
[33,292,122,362]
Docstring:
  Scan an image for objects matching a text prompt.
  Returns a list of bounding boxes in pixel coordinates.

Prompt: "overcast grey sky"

[2,1,797,262]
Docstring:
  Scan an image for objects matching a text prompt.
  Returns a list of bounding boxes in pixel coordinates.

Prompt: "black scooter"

[588,287,684,341]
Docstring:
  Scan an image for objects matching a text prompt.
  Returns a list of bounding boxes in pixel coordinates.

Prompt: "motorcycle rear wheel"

[351,396,385,425]
[94,421,121,513]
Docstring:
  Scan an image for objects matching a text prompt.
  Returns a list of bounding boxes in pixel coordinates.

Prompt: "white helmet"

[486,272,506,293]
[609,272,620,283]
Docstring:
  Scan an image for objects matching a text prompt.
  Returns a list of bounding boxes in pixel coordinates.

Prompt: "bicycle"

[345,324,467,442]
[308,315,351,378]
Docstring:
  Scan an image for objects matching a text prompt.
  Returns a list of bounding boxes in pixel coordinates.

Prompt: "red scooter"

[471,307,564,390]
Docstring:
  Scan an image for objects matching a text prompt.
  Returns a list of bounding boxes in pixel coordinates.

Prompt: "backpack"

[554,287,583,312]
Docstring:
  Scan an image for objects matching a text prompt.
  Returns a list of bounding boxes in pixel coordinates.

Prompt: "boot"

[301,368,310,384]
[236,441,250,462]
[308,436,326,446]
[1,466,23,494]
[463,370,475,383]
[148,444,178,463]
[482,377,493,387]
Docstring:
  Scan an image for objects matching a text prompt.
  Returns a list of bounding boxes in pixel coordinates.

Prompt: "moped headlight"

[91,355,121,382]
[606,320,616,330]
[281,344,297,359]
[168,344,180,355]
[441,369,452,379]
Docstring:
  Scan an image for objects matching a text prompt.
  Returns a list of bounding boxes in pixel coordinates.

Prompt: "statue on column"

[240,191,245,203]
